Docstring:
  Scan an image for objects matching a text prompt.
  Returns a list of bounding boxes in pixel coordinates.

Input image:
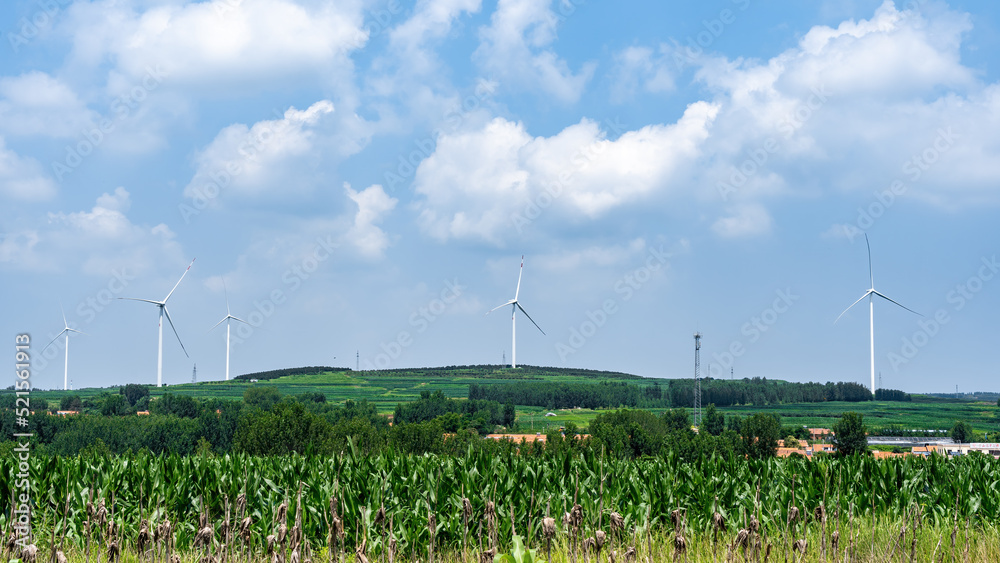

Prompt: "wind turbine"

[836,235,920,395]
[41,305,85,391]
[119,259,196,387]
[210,279,248,382]
[487,255,544,368]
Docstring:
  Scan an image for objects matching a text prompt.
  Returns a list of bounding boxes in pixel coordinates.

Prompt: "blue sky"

[2,0,998,393]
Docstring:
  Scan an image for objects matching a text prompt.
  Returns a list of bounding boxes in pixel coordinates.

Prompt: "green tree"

[101,394,130,416]
[784,435,800,449]
[502,402,516,428]
[740,414,780,459]
[662,408,691,432]
[703,404,725,436]
[243,386,281,411]
[950,420,973,443]
[120,383,150,406]
[832,412,868,456]
[59,395,82,411]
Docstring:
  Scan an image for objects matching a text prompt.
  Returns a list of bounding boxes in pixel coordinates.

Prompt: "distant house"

[136,410,151,416]
[249,379,259,383]
[808,428,833,441]
[52,410,79,416]
[544,412,557,417]
[486,433,547,444]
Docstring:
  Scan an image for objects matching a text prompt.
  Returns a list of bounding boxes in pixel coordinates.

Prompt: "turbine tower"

[119,258,196,387]
[41,305,85,391]
[836,235,920,395]
[487,255,544,368]
[693,332,702,427]
[210,278,249,381]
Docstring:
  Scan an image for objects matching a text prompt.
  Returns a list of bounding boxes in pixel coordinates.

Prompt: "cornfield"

[3,447,999,562]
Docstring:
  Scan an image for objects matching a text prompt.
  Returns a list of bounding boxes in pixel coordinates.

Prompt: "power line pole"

[192,363,197,384]
[356,350,359,371]
[693,332,702,427]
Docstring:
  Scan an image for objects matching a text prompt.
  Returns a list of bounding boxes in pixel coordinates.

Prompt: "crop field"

[4,450,1000,563]
[31,366,643,413]
[716,397,1000,433]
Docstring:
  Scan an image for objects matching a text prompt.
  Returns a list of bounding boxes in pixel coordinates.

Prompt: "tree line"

[468,378,890,410]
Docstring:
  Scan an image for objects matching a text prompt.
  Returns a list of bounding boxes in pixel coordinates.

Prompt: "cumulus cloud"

[0,137,57,201]
[414,102,719,244]
[608,45,676,103]
[344,183,398,258]
[64,0,367,89]
[711,204,773,238]
[0,72,96,138]
[1,188,184,274]
[474,0,595,103]
[183,101,340,204]
[685,0,1000,233]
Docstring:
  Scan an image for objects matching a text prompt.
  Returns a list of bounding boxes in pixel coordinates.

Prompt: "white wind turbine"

[836,235,920,395]
[487,255,544,368]
[41,305,85,391]
[210,279,248,382]
[119,259,196,387]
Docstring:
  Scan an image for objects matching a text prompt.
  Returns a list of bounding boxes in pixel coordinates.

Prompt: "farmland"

[31,365,1000,437]
[4,450,1000,563]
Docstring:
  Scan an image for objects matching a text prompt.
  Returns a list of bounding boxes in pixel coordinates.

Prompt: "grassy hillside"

[33,364,644,412]
[30,365,1000,434]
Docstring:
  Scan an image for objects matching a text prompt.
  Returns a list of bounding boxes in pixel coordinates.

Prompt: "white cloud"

[689,0,1000,220]
[0,72,96,138]
[64,0,367,89]
[711,204,773,238]
[0,137,57,201]
[183,100,341,203]
[1,188,183,274]
[414,102,719,244]
[474,0,595,103]
[609,45,676,103]
[344,183,398,258]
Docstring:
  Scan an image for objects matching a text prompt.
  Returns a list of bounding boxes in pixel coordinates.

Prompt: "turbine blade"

[118,297,163,305]
[514,255,524,300]
[223,277,231,315]
[865,233,874,289]
[486,300,516,315]
[210,317,228,331]
[66,328,86,335]
[835,291,873,323]
[871,290,923,317]
[163,258,196,303]
[40,329,69,354]
[516,303,545,335]
[162,306,189,357]
[230,315,251,325]
[60,302,68,328]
